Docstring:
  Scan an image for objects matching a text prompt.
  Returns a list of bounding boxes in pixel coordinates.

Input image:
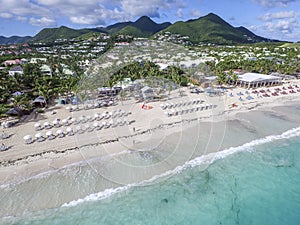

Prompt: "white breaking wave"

[62,126,300,208]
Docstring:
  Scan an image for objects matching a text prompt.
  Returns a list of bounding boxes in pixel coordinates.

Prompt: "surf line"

[62,126,300,208]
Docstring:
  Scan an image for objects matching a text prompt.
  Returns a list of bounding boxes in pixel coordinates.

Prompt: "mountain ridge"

[0,13,280,45]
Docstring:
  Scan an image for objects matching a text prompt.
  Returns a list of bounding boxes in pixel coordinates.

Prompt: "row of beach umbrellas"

[34,110,131,131]
[25,119,131,144]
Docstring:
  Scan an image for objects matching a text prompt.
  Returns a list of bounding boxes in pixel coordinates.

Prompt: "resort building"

[238,72,283,89]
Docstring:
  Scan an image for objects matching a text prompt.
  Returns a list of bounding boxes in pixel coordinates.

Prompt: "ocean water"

[1,103,300,225]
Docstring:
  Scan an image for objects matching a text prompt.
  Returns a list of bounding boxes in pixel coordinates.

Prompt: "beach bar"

[238,72,283,89]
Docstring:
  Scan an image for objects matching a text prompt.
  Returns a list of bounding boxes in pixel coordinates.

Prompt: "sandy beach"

[1,79,300,186]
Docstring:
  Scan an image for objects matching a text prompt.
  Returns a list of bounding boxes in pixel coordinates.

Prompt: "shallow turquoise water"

[8,135,300,225]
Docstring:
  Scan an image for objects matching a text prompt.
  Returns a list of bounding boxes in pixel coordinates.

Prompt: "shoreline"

[1,80,300,186]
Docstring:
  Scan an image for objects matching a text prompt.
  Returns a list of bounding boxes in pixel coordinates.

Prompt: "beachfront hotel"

[237,72,283,89]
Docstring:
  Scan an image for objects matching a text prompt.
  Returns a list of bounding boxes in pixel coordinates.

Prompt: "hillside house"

[40,65,52,76]
[8,66,23,76]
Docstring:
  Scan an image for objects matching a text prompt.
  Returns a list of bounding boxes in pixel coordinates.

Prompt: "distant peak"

[135,16,153,22]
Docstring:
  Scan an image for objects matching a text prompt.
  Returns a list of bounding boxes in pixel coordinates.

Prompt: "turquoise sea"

[1,103,300,225]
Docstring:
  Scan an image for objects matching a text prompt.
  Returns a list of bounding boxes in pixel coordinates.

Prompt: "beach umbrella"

[53,119,60,126]
[93,122,99,128]
[56,129,64,137]
[61,119,68,126]
[35,133,42,138]
[46,130,53,137]
[66,127,72,132]
[85,124,90,129]
[71,118,77,124]
[43,121,51,129]
[79,115,86,123]
[94,113,100,119]
[23,135,33,144]
[66,127,74,136]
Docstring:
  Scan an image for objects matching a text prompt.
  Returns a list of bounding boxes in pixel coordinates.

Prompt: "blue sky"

[0,0,299,42]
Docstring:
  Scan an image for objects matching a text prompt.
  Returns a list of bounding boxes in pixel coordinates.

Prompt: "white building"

[238,72,283,89]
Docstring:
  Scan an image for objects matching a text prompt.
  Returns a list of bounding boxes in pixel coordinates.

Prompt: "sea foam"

[62,126,300,208]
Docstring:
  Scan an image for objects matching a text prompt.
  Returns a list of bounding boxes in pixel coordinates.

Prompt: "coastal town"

[1,0,300,222]
[1,36,300,158]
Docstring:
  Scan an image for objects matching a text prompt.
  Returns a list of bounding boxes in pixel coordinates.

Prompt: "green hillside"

[30,26,103,43]
[1,13,282,45]
[0,36,32,45]
[160,13,271,44]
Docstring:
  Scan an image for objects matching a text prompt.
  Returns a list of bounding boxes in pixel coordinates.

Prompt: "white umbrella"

[35,133,42,138]
[23,135,33,144]
[94,113,99,119]
[62,119,68,124]
[93,122,99,128]
[34,123,41,128]
[66,127,73,132]
[56,129,64,137]
[71,118,77,124]
[46,131,53,136]
[43,121,51,129]
[79,115,85,122]
[23,135,32,140]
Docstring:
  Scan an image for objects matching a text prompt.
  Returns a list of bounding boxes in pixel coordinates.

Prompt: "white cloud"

[259,11,296,21]
[264,18,298,34]
[0,0,187,26]
[254,0,297,7]
[0,13,13,19]
[191,9,202,18]
[0,0,50,17]
[177,8,183,18]
[29,17,56,26]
